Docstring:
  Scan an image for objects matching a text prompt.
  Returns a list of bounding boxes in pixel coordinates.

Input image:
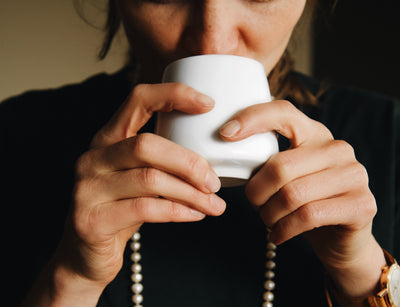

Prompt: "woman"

[2,0,399,306]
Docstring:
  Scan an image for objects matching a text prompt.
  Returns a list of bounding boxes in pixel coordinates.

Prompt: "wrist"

[324,237,386,300]
[21,254,106,307]
[325,249,400,307]
[49,260,105,306]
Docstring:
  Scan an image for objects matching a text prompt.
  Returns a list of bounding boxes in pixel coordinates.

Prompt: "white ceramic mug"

[156,55,279,187]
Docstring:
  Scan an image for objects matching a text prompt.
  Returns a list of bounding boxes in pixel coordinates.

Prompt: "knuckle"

[163,83,192,112]
[342,190,377,232]
[245,186,262,206]
[356,189,377,219]
[266,153,293,185]
[131,133,153,159]
[297,204,322,228]
[130,197,152,220]
[356,162,368,178]
[72,212,88,239]
[186,185,200,200]
[313,121,333,140]
[129,84,155,116]
[72,178,95,204]
[365,192,377,217]
[277,99,296,112]
[278,181,304,210]
[184,152,209,178]
[127,84,151,116]
[72,205,97,240]
[277,99,303,119]
[139,167,161,188]
[171,82,191,98]
[130,83,149,102]
[74,150,96,179]
[351,162,369,185]
[166,201,186,218]
[331,140,355,159]
[90,130,107,149]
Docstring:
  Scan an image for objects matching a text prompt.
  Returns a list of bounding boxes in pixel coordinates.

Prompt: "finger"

[83,167,226,216]
[92,197,210,236]
[219,100,333,147]
[91,83,215,148]
[246,140,356,206]
[259,161,369,227]
[81,133,221,194]
[268,189,376,245]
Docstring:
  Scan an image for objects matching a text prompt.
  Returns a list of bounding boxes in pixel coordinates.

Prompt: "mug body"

[156,55,279,187]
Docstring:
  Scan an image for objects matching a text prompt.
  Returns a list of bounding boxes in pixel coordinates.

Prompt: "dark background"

[313,0,400,99]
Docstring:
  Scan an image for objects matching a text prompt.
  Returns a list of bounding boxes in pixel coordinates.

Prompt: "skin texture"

[120,0,306,82]
[22,1,386,306]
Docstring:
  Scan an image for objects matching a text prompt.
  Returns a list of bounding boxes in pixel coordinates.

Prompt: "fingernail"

[220,120,241,138]
[197,93,215,107]
[190,209,206,219]
[205,170,221,193]
[210,194,226,214]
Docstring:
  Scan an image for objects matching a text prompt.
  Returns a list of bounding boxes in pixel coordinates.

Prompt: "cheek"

[246,2,306,73]
[121,6,185,61]
[249,20,291,67]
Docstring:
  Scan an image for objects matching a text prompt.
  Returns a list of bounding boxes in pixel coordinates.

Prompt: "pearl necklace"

[130,232,144,306]
[129,230,277,307]
[264,229,277,307]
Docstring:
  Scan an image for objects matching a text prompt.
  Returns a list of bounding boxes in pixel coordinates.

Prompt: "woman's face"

[118,0,306,83]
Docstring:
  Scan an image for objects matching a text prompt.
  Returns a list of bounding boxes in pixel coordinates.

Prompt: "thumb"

[91,83,215,148]
[219,100,332,147]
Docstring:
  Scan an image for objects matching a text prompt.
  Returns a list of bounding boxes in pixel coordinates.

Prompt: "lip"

[164,52,255,69]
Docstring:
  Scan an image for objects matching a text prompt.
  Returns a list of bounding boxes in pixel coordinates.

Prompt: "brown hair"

[268,0,339,105]
[98,0,120,60]
[268,50,320,105]
[97,0,338,106]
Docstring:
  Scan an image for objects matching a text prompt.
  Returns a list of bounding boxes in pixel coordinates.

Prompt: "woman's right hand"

[41,83,226,306]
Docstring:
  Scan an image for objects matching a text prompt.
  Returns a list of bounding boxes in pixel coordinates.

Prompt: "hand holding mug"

[48,82,226,304]
[220,99,385,298]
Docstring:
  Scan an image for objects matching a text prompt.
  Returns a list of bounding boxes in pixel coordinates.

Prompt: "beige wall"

[0,0,128,101]
[0,0,312,102]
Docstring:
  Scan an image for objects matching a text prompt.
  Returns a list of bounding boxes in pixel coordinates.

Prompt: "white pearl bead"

[132,232,141,241]
[131,283,144,294]
[131,232,144,305]
[131,252,141,262]
[265,270,275,279]
[130,242,141,251]
[266,250,276,259]
[132,294,143,304]
[267,242,277,250]
[262,302,273,307]
[264,280,275,291]
[266,260,276,270]
[131,273,143,283]
[263,291,274,301]
[131,263,142,273]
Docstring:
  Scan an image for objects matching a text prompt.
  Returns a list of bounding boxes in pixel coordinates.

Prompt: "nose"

[180,1,240,55]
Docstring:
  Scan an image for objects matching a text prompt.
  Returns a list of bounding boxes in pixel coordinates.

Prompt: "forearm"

[20,255,105,307]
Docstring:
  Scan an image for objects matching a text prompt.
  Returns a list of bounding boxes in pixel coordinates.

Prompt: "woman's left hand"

[219,100,386,299]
